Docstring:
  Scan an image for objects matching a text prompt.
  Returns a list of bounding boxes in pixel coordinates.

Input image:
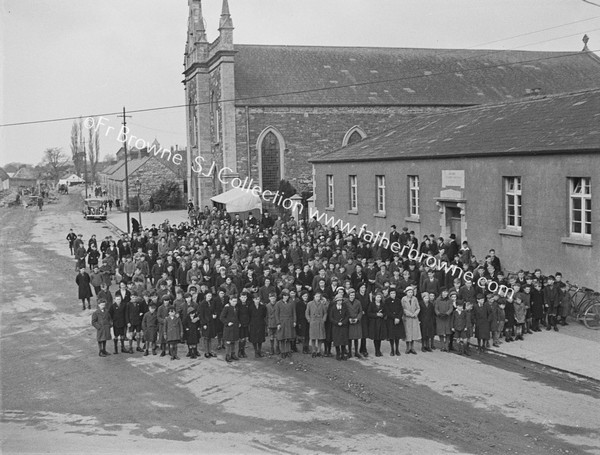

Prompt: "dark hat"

[476,293,484,299]
[162,295,172,302]
[391,225,397,229]
[149,302,157,308]
[450,234,456,239]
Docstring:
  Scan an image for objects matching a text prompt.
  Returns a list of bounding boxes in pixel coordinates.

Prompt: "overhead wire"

[1,15,599,129]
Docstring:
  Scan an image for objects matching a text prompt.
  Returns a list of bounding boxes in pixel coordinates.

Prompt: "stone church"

[183,0,600,210]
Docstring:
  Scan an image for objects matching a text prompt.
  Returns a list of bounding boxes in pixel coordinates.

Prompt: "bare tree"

[42,147,70,181]
[88,118,100,183]
[70,119,83,176]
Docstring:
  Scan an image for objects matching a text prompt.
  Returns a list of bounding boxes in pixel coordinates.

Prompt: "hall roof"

[310,89,600,163]
[233,45,600,106]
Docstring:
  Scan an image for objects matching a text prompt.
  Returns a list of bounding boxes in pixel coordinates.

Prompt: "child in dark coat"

[164,306,183,360]
[142,303,158,355]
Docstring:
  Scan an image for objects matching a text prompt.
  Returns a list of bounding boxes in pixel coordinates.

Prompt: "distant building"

[99,141,187,208]
[310,89,600,288]
[2,166,38,191]
[183,0,600,209]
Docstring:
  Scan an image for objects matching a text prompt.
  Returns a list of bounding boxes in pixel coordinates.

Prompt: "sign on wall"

[442,170,465,188]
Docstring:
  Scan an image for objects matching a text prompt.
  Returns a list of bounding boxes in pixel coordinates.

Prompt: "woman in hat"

[346,288,363,358]
[401,286,421,354]
[434,288,453,352]
[357,283,371,357]
[305,291,328,357]
[368,292,387,357]
[384,287,405,356]
[275,290,297,359]
[419,292,436,352]
[329,292,350,360]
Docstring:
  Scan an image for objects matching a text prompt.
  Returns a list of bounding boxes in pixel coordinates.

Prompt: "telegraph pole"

[117,107,132,234]
[83,138,89,198]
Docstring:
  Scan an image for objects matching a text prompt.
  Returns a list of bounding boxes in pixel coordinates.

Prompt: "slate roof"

[12,167,37,179]
[100,161,125,176]
[109,157,151,182]
[233,45,600,106]
[310,89,600,163]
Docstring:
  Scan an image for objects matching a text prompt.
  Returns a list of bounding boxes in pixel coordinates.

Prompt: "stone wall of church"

[234,105,450,194]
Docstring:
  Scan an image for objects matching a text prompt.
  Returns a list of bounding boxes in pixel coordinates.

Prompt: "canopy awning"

[210,187,262,213]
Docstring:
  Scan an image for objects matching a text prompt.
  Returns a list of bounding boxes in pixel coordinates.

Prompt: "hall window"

[349,175,358,211]
[376,175,386,215]
[569,177,591,238]
[409,175,420,217]
[326,175,334,209]
[342,126,367,147]
[504,177,522,229]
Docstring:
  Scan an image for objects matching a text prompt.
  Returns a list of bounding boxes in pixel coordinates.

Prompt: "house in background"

[99,142,187,208]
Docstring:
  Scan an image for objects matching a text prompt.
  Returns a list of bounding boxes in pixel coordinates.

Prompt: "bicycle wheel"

[583,301,600,329]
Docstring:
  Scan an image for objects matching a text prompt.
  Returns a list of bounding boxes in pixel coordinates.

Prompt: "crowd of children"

[84,211,572,361]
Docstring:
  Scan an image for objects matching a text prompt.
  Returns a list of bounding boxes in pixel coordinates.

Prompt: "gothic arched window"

[260,131,281,192]
[342,126,367,147]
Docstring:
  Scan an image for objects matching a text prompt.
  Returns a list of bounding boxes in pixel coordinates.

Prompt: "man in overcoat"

[91,300,112,357]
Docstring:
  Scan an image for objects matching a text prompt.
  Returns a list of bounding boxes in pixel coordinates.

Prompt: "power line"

[1,46,598,128]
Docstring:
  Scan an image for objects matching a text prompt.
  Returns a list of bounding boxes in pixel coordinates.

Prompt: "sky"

[1,0,599,166]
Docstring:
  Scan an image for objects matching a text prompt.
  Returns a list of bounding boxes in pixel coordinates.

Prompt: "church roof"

[233,44,600,106]
[310,88,600,163]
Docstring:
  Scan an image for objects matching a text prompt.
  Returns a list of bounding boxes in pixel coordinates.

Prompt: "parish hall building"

[310,89,600,289]
[183,0,600,211]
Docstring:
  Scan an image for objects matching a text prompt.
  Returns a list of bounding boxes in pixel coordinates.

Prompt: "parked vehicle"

[83,198,107,221]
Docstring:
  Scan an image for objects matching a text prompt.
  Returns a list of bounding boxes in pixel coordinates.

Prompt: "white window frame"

[504,176,522,230]
[376,175,386,215]
[569,177,591,239]
[349,175,358,211]
[326,175,335,209]
[409,175,420,217]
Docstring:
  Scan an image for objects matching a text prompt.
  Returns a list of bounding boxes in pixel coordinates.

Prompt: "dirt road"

[1,195,599,454]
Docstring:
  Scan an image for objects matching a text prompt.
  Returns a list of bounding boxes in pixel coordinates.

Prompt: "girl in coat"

[346,289,363,358]
[419,292,436,352]
[76,267,93,310]
[142,303,158,355]
[368,292,387,357]
[357,284,371,357]
[248,293,267,357]
[384,288,405,356]
[91,300,112,357]
[220,296,240,363]
[434,288,453,352]
[401,286,421,355]
[275,290,297,359]
[305,291,328,357]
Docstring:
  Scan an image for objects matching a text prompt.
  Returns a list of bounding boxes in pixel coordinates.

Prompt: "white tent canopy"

[210,187,262,213]
[58,174,85,186]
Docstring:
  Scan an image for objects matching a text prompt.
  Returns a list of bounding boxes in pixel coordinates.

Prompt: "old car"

[83,198,107,221]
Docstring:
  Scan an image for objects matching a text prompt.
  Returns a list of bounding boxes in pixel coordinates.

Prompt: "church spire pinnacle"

[219,0,234,30]
[196,0,208,43]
